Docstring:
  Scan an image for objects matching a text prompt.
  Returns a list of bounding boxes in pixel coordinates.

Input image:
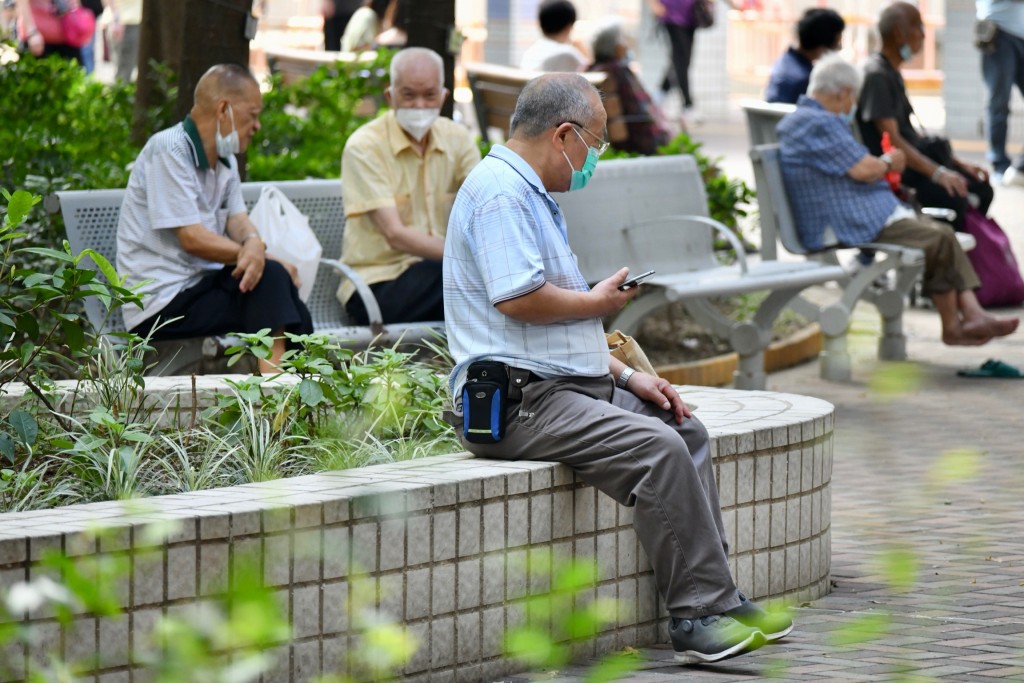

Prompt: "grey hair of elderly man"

[591,20,625,63]
[509,72,601,139]
[807,53,863,98]
[389,46,444,88]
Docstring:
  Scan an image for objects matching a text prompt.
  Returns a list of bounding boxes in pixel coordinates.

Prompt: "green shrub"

[249,51,394,181]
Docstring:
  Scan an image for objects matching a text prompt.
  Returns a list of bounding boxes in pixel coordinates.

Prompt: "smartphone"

[618,270,656,291]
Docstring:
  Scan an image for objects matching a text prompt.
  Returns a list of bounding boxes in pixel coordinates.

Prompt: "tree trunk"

[133,0,253,145]
[405,0,457,119]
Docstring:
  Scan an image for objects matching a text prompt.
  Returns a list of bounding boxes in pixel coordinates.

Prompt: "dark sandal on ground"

[726,592,795,641]
[670,614,766,664]
[957,359,1024,378]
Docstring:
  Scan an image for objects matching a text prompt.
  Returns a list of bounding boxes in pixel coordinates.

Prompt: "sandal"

[956,359,1024,378]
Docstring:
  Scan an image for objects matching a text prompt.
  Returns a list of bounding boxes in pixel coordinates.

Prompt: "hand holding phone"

[618,270,656,291]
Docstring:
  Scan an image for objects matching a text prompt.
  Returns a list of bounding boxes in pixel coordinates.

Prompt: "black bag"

[691,0,714,29]
[462,361,509,444]
[915,134,955,168]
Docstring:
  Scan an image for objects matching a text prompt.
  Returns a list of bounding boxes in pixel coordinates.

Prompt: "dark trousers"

[345,259,444,325]
[131,261,313,343]
[659,23,696,108]
[902,166,994,232]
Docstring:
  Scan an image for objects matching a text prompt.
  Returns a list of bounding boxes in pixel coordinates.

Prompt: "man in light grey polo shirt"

[444,73,793,666]
[117,63,311,373]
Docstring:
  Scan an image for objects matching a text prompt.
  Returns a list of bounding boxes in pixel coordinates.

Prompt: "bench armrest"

[320,257,384,327]
[630,215,750,275]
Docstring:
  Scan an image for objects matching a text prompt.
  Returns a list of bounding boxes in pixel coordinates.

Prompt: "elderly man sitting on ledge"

[778,54,1018,346]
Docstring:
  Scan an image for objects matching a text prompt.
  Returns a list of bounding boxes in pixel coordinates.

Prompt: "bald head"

[878,1,920,45]
[510,72,601,139]
[193,63,260,114]
[390,47,444,91]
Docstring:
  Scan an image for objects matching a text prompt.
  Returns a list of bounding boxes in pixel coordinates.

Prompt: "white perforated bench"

[555,155,847,390]
[57,180,444,375]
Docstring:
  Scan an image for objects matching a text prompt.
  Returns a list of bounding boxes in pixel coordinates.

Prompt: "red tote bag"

[963,208,1024,308]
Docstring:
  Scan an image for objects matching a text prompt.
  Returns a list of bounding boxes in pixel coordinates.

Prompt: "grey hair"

[389,47,444,89]
[510,73,599,138]
[807,53,862,97]
[591,20,624,63]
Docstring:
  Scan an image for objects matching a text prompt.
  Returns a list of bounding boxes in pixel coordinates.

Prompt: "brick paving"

[501,114,1024,681]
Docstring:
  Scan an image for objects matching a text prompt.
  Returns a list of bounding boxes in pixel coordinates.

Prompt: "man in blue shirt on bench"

[444,72,793,666]
[778,54,1018,346]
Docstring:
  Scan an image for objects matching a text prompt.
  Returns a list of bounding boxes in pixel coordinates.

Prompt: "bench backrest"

[555,155,715,283]
[59,179,348,335]
[749,143,819,258]
[740,100,795,147]
[464,62,628,144]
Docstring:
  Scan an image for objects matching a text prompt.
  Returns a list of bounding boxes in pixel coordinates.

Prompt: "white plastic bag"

[248,185,322,302]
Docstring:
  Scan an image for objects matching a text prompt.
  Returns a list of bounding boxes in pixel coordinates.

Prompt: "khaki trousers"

[455,375,740,619]
[878,217,981,295]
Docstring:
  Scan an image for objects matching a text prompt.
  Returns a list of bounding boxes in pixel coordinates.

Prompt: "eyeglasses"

[566,121,610,156]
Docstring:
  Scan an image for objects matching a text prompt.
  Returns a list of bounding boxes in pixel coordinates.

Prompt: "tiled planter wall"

[0,385,833,682]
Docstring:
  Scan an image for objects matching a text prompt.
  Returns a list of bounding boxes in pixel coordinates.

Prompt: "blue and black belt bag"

[462,361,533,444]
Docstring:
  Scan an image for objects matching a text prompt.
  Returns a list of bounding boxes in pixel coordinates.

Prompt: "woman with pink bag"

[14,0,96,63]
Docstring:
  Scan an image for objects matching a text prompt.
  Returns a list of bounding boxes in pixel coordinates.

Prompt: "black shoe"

[726,592,794,641]
[669,614,766,665]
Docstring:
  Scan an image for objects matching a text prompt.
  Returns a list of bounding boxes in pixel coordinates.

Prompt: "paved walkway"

[505,109,1024,681]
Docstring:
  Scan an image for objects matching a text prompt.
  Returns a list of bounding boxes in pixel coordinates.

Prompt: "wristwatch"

[880,153,892,170]
[616,366,635,389]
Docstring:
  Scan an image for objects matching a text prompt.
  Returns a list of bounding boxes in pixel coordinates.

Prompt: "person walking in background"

[977,0,1024,187]
[340,0,389,53]
[520,0,587,72]
[14,0,83,62]
[764,7,845,104]
[321,0,361,51]
[103,0,141,82]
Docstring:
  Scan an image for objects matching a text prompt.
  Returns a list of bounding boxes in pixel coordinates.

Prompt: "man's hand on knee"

[233,239,267,292]
[626,372,692,423]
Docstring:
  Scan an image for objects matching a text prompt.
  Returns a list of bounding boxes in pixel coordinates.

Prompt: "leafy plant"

[504,551,641,682]
[249,50,395,181]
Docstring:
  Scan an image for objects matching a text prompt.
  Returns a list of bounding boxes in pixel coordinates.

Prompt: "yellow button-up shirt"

[338,111,481,303]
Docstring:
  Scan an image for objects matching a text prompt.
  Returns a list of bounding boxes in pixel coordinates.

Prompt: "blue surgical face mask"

[840,103,857,125]
[898,43,914,62]
[563,128,599,191]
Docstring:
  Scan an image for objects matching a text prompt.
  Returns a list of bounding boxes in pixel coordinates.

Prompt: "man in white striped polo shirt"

[117,64,312,373]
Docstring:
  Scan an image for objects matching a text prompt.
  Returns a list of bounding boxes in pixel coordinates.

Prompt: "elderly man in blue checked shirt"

[442,72,793,666]
[778,54,1018,346]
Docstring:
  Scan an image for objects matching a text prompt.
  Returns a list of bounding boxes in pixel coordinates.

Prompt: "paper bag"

[606,329,658,377]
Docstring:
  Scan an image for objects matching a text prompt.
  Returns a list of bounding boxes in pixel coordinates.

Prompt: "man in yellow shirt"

[339,47,481,324]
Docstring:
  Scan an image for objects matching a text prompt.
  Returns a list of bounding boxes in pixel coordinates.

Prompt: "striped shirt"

[116,117,246,330]
[443,145,608,397]
[777,96,898,250]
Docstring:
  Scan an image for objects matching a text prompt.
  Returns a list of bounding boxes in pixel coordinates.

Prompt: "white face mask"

[215,103,240,157]
[395,108,440,141]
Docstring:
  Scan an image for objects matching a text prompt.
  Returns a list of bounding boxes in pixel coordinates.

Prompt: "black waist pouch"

[462,361,509,444]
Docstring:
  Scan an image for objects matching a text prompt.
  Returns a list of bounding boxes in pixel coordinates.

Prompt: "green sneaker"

[726,592,794,641]
[670,614,766,665]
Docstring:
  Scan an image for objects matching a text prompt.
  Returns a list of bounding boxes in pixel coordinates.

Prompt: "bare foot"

[943,331,994,346]
[963,316,1020,340]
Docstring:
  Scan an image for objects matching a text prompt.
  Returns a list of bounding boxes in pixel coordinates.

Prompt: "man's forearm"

[368,207,444,260]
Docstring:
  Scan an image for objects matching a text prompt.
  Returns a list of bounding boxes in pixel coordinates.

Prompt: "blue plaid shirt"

[777,96,899,250]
